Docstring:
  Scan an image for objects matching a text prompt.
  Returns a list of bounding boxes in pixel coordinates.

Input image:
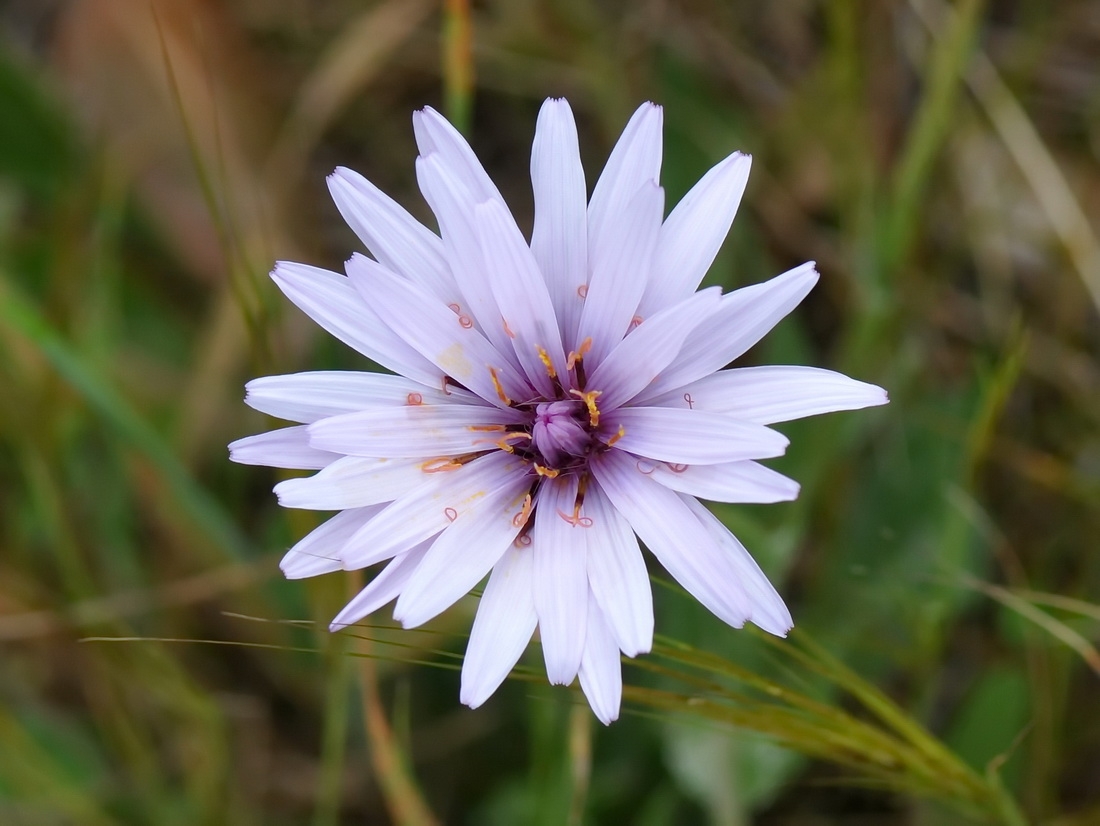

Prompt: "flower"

[230,98,888,724]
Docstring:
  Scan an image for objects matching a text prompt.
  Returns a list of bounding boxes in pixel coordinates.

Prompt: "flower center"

[530,400,592,469]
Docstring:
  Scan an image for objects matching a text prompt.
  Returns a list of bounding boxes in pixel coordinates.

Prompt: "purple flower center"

[530,400,592,469]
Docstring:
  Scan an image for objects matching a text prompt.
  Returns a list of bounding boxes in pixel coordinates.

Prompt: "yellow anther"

[488,366,512,406]
[605,424,625,447]
[570,388,602,427]
[566,337,592,371]
[533,463,560,478]
[536,346,557,379]
[468,424,506,432]
[512,493,534,528]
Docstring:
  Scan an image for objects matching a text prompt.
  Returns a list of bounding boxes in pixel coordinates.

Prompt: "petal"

[608,407,789,465]
[590,450,755,630]
[578,594,623,725]
[586,287,721,411]
[533,475,588,686]
[326,167,458,303]
[274,455,424,510]
[646,366,888,424]
[415,154,517,358]
[245,370,480,424]
[393,473,530,629]
[329,539,432,629]
[633,262,819,404]
[583,484,653,657]
[587,102,663,273]
[530,98,588,347]
[308,404,525,459]
[637,459,800,504]
[460,545,538,709]
[474,198,569,396]
[338,451,528,570]
[576,181,664,366]
[412,106,505,206]
[681,495,793,636]
[639,152,752,315]
[346,253,531,407]
[280,506,383,579]
[271,261,442,387]
[228,426,340,469]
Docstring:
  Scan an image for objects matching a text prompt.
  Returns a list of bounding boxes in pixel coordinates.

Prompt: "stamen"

[629,315,643,331]
[406,392,424,405]
[668,463,688,473]
[533,463,559,478]
[605,424,625,447]
[556,505,593,528]
[570,388,602,427]
[536,346,557,379]
[576,284,588,299]
[468,424,507,432]
[683,392,694,410]
[636,459,656,475]
[488,366,513,406]
[513,532,533,548]
[503,318,516,339]
[512,493,533,528]
[565,337,592,371]
[422,457,461,473]
[444,507,458,522]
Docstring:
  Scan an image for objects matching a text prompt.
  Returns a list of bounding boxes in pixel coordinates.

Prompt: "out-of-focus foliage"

[1,1,1098,823]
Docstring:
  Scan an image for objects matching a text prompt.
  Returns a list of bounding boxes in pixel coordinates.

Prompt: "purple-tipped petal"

[583,485,653,657]
[578,594,623,725]
[533,475,588,686]
[229,426,339,470]
[639,152,752,315]
[460,546,538,709]
[531,98,588,347]
[647,366,889,424]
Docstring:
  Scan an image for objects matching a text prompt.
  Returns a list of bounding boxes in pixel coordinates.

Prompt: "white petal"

[577,181,664,367]
[646,366,888,424]
[415,155,518,358]
[280,506,383,579]
[583,484,653,657]
[639,152,752,315]
[338,451,529,570]
[530,98,588,347]
[460,545,537,709]
[228,426,339,470]
[474,199,569,396]
[586,287,721,410]
[681,495,793,636]
[533,475,588,685]
[393,473,530,629]
[590,450,755,630]
[412,106,505,205]
[274,455,424,510]
[608,407,789,465]
[346,253,531,407]
[245,370,480,424]
[329,540,432,630]
[308,404,525,459]
[271,261,442,387]
[587,102,663,275]
[638,459,800,504]
[327,167,458,303]
[578,594,623,725]
[633,262,819,404]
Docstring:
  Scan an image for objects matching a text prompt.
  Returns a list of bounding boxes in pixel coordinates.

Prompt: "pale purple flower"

[230,99,887,724]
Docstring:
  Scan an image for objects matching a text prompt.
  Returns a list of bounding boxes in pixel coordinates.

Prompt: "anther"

[683,392,694,409]
[629,315,643,331]
[444,507,458,522]
[605,424,626,447]
[488,367,513,406]
[565,337,592,371]
[576,284,588,299]
[512,493,533,528]
[448,303,474,329]
[668,463,688,473]
[503,318,516,339]
[536,346,557,379]
[570,388,602,427]
[422,457,461,473]
[636,459,656,475]
[406,392,424,405]
[533,463,560,478]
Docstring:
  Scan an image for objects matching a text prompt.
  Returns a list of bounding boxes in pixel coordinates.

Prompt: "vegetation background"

[1,0,1098,823]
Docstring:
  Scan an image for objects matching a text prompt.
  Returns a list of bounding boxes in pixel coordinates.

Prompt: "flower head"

[230,99,887,724]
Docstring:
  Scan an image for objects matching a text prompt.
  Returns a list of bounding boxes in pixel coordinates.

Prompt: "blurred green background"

[1,1,1098,824]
